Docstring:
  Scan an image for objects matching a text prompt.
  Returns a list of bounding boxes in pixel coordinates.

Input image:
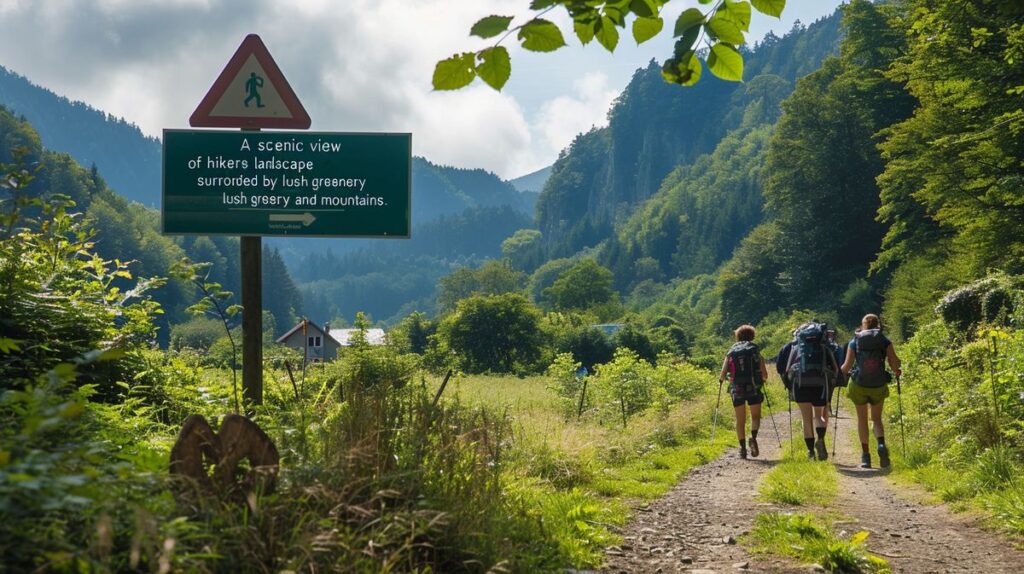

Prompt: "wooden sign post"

[163,35,411,408]
[184,34,311,407]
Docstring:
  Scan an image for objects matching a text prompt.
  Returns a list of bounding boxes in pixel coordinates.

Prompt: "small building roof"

[275,319,338,344]
[330,328,386,346]
[592,323,625,337]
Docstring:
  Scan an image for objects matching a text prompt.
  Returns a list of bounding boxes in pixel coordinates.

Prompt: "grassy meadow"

[434,371,730,566]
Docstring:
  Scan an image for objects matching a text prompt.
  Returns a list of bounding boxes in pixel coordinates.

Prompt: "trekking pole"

[787,388,793,457]
[896,375,907,460]
[831,383,840,458]
[711,380,723,445]
[762,386,783,449]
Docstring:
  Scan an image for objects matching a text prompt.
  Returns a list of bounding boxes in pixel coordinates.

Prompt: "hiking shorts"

[790,384,829,407]
[847,381,889,406]
[732,392,764,408]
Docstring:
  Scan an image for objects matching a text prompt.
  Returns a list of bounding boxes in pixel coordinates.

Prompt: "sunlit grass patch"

[759,458,838,506]
[442,373,729,567]
[981,483,1024,537]
[747,512,890,573]
[590,444,714,499]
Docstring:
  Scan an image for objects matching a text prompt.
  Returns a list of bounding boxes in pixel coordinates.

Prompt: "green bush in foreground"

[748,512,889,574]
[888,293,1024,536]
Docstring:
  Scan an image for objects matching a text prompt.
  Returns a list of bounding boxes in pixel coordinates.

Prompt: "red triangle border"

[190,34,311,129]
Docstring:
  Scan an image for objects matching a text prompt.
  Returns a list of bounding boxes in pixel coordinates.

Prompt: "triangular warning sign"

[190,34,311,129]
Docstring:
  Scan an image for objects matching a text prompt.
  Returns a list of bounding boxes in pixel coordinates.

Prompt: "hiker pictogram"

[244,72,266,108]
[190,34,310,129]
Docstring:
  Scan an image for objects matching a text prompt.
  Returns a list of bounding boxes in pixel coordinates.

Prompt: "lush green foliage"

[546,348,707,426]
[542,258,620,316]
[534,12,841,265]
[435,1,792,91]
[886,286,1024,536]
[0,192,584,571]
[875,0,1024,276]
[439,292,546,373]
[438,259,527,312]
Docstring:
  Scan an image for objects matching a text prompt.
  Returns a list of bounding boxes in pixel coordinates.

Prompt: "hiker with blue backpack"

[840,314,902,469]
[718,325,770,459]
[776,321,841,461]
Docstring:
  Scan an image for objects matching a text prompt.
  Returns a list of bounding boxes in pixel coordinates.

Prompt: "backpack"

[852,329,891,388]
[727,341,763,398]
[786,322,836,389]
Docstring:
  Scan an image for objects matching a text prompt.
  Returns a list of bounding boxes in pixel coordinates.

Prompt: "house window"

[308,336,321,347]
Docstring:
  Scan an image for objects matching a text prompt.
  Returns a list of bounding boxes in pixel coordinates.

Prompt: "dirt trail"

[602,410,1024,573]
[828,414,1024,573]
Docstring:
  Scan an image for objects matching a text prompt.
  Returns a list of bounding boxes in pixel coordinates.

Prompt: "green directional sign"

[162,130,411,237]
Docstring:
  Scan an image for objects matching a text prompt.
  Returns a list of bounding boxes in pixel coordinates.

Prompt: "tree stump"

[169,414,279,499]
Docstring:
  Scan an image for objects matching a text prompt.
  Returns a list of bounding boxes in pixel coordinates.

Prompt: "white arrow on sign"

[269,212,316,226]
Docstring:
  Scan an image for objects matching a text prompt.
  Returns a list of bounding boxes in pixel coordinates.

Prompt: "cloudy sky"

[0,0,842,179]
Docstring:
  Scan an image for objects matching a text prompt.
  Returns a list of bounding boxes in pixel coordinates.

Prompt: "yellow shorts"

[847,382,889,406]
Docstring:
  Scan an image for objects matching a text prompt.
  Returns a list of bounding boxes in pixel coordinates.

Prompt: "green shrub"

[546,352,586,418]
[982,485,1024,536]
[593,348,655,427]
[555,325,615,370]
[972,445,1019,490]
[934,273,1022,335]
[438,293,547,374]
[169,316,223,351]
[524,443,594,489]
[748,512,889,573]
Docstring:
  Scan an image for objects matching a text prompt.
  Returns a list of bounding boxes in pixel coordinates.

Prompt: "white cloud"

[528,72,618,172]
[0,0,844,180]
[0,0,544,177]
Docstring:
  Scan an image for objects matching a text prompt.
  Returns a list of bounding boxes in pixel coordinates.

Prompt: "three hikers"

[721,314,901,468]
[718,325,769,459]
[840,314,902,468]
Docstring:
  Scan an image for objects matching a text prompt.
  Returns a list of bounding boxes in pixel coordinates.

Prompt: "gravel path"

[601,409,1024,573]
[829,416,1024,573]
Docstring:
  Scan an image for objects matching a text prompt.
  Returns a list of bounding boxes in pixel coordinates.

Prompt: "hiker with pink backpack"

[718,324,770,459]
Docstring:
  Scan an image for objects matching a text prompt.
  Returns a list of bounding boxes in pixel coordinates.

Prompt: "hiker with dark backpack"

[719,325,769,459]
[777,321,840,461]
[840,314,902,469]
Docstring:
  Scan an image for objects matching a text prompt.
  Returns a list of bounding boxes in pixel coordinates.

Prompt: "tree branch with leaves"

[433,0,786,91]
[171,258,243,413]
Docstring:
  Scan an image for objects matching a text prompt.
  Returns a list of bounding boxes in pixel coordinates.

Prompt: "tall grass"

[438,368,729,567]
[3,331,732,571]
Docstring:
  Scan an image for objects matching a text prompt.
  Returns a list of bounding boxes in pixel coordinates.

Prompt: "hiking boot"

[815,438,828,461]
[878,445,891,469]
[807,450,816,460]
[739,447,748,459]
[749,437,759,458]
[860,453,872,469]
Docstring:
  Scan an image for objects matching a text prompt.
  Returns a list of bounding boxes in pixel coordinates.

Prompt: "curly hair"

[734,324,756,342]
